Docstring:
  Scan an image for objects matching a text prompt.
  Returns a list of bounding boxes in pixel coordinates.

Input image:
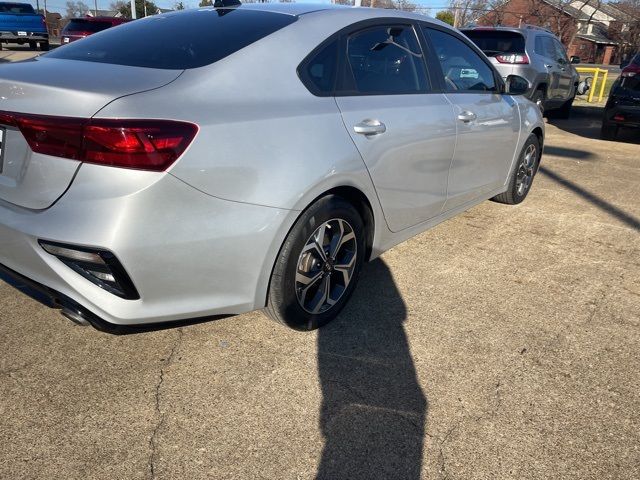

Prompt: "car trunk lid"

[0,58,182,210]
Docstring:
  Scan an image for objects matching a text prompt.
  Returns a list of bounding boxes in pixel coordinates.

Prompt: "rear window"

[463,30,525,55]
[47,9,296,70]
[64,20,113,33]
[0,3,35,13]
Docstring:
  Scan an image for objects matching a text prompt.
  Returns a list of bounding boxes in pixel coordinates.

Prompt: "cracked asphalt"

[1,104,639,479]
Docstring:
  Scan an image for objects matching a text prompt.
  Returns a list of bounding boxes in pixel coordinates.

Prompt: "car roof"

[196,3,448,28]
[461,25,554,36]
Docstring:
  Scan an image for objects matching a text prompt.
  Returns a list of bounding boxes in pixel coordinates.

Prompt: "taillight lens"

[495,53,530,64]
[0,111,198,171]
[621,64,640,77]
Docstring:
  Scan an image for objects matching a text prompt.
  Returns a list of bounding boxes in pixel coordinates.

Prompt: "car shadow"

[316,258,427,480]
[548,103,640,145]
[544,145,595,160]
[539,166,640,231]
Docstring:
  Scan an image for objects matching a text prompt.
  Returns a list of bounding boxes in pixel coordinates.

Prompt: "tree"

[448,0,488,27]
[198,0,212,5]
[436,10,455,25]
[65,0,89,18]
[111,0,160,17]
[175,1,185,9]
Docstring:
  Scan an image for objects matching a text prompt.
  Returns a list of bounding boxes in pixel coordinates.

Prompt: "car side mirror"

[570,56,580,64]
[505,75,530,95]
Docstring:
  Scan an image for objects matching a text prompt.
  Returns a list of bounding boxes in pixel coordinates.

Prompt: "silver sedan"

[0,4,544,332]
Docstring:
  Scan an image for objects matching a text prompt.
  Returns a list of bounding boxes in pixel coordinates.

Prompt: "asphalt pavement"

[0,90,639,477]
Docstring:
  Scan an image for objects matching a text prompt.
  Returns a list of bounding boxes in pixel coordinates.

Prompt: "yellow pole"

[598,69,608,102]
[588,69,599,103]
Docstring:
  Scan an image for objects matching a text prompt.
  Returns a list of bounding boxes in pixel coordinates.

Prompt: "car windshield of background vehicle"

[46,9,296,70]
[463,30,525,56]
[345,25,429,95]
[426,28,496,92]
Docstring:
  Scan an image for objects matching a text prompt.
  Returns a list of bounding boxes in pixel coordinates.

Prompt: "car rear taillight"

[0,111,198,171]
[621,64,640,77]
[495,53,530,64]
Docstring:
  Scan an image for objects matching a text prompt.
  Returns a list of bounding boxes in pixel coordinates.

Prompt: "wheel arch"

[257,183,380,310]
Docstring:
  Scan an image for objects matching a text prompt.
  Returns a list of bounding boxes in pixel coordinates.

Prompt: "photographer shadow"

[317,258,427,479]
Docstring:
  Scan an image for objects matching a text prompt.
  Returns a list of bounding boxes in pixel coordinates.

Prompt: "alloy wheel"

[295,218,357,314]
[516,143,537,196]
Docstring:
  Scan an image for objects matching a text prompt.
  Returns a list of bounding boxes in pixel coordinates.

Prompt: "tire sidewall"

[270,195,365,331]
[509,134,540,204]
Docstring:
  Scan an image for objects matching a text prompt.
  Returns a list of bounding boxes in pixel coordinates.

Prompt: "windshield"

[463,30,526,55]
[0,3,36,13]
[47,9,296,70]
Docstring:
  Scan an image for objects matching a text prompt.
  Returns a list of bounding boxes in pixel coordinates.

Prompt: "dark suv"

[461,25,579,117]
[601,52,640,140]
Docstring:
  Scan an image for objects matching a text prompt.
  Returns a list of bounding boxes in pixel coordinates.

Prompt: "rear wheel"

[28,41,37,50]
[39,42,50,52]
[531,88,545,115]
[492,134,540,205]
[554,94,574,119]
[265,195,366,331]
[601,123,618,140]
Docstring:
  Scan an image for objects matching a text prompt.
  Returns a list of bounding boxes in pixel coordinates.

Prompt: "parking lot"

[0,75,638,480]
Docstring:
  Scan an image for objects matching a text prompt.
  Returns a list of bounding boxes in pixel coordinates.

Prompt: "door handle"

[457,111,477,123]
[354,120,386,136]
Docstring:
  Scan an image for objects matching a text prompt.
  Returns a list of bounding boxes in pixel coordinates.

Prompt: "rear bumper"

[0,164,295,330]
[0,261,230,334]
[0,31,48,42]
[604,104,640,128]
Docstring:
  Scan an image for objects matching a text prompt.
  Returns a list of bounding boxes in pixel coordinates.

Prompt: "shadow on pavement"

[548,104,640,145]
[539,166,640,231]
[317,259,427,479]
[544,145,595,160]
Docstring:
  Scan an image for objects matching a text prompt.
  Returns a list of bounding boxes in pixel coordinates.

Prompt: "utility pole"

[130,0,136,19]
[94,0,98,16]
[355,0,362,5]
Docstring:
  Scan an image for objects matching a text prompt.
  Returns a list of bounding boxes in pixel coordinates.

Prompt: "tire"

[601,123,618,140]
[492,133,541,205]
[28,41,37,50]
[531,88,545,115]
[265,195,366,331]
[554,94,574,119]
[39,42,50,52]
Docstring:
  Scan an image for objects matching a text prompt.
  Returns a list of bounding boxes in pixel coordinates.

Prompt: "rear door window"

[535,36,557,60]
[463,30,525,56]
[46,9,296,69]
[0,3,35,13]
[344,25,429,95]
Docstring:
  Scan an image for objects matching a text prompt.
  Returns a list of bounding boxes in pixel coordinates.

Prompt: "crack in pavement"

[434,380,503,480]
[148,328,184,480]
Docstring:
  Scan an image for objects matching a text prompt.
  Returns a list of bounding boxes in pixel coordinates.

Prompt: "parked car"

[0,1,48,50]
[61,17,127,44]
[0,4,544,333]
[461,25,579,117]
[601,52,640,140]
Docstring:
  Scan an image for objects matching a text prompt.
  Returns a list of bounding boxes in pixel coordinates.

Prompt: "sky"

[32,0,445,18]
